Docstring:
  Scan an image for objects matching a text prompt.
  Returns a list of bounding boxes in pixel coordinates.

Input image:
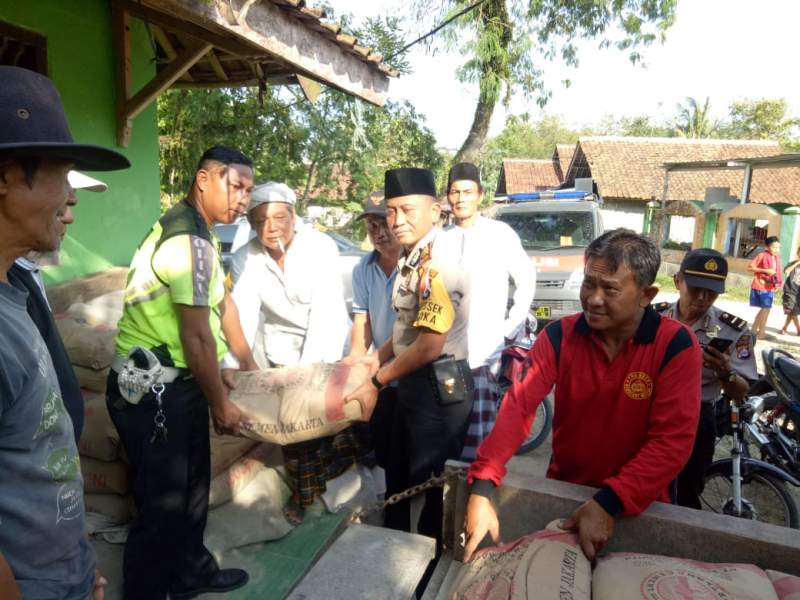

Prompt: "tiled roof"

[553,144,575,182]
[496,159,561,195]
[565,136,800,205]
[267,0,398,77]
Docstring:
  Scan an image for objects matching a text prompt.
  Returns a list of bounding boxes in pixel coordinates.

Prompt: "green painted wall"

[779,213,798,266]
[1,0,161,284]
[703,211,719,248]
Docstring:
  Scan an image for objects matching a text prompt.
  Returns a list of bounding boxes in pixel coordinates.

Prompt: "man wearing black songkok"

[445,162,535,459]
[346,167,472,548]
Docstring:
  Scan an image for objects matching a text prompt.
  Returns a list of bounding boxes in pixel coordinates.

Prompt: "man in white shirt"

[446,162,535,369]
[227,182,366,521]
[228,182,349,367]
[446,163,536,461]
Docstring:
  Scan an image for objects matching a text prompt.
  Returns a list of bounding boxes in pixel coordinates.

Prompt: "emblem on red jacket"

[624,371,653,400]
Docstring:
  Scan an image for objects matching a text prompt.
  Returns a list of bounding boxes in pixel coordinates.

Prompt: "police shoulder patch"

[719,311,747,332]
[653,301,671,313]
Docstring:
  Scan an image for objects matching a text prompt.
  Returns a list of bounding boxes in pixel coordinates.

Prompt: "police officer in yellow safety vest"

[346,167,472,547]
[107,146,257,600]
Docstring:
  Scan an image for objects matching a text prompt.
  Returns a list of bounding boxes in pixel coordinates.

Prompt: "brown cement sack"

[78,392,119,462]
[449,521,591,600]
[768,570,800,600]
[81,456,129,495]
[204,465,293,561]
[66,290,125,327]
[84,493,135,524]
[209,443,281,508]
[230,359,376,446]
[73,365,110,394]
[593,553,779,600]
[54,315,117,370]
[209,427,258,478]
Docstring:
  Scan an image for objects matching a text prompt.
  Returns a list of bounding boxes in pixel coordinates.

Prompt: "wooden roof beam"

[114,2,211,147]
[150,0,389,106]
[113,0,256,57]
[151,25,193,81]
[206,49,229,80]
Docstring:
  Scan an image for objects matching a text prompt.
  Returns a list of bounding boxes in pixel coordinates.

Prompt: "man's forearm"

[376,339,394,365]
[182,332,227,411]
[349,313,372,357]
[376,333,444,385]
[221,295,255,367]
[722,374,749,402]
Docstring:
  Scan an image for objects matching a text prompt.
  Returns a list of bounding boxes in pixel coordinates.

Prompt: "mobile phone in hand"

[706,337,734,354]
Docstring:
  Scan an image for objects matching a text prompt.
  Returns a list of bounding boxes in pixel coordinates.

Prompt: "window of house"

[0,21,47,74]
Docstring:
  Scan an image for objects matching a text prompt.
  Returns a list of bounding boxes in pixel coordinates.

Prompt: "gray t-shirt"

[0,283,95,599]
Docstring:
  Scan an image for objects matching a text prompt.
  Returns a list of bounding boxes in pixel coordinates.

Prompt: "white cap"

[68,170,107,192]
[248,181,296,212]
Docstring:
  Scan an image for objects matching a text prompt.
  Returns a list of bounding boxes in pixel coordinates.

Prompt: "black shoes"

[170,568,250,599]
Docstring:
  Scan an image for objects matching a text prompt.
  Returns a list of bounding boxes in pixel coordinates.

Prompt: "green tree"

[157,87,307,210]
[477,113,578,193]
[594,114,674,137]
[157,15,444,218]
[414,0,676,163]
[721,98,799,144]
[673,96,717,138]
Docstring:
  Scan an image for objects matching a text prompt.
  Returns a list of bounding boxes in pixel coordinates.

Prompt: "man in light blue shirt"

[348,191,402,468]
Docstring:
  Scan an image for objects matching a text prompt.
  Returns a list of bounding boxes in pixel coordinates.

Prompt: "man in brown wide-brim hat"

[0,65,129,600]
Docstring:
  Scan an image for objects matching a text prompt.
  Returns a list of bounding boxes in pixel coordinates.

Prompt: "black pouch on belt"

[429,354,474,405]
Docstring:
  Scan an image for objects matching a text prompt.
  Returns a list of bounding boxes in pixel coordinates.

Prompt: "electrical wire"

[385,0,490,62]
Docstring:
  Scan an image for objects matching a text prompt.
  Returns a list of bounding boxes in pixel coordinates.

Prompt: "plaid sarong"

[283,423,376,508]
[459,359,503,462]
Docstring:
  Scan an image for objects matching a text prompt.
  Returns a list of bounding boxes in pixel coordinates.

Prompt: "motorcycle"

[700,348,800,529]
[756,348,800,480]
[497,315,553,455]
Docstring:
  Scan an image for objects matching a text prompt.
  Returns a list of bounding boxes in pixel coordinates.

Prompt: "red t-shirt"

[468,308,701,515]
[750,251,782,292]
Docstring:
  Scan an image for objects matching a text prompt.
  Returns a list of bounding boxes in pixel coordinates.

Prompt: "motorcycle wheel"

[700,463,799,529]
[515,393,553,455]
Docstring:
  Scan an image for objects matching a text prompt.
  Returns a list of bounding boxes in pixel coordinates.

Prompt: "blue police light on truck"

[507,190,590,202]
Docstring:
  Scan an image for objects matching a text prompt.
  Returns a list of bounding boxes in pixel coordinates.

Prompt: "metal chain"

[349,473,448,524]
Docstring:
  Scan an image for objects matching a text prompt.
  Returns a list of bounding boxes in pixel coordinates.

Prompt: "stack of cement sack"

[79,391,133,524]
[204,432,293,560]
[55,291,132,522]
[449,521,800,600]
[55,290,123,393]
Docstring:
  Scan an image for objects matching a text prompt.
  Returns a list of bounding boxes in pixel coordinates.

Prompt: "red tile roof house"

[559,136,800,275]
[562,136,800,231]
[496,158,562,195]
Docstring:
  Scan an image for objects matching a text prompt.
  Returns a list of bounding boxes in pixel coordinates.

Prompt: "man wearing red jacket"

[464,229,701,561]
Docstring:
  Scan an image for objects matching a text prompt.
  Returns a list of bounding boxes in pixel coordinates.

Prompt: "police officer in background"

[655,248,757,509]
[346,167,472,545]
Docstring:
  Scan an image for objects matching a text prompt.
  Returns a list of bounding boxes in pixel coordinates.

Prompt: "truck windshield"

[497,211,595,250]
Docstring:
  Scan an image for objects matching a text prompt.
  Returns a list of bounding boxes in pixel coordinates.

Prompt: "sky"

[334,0,800,151]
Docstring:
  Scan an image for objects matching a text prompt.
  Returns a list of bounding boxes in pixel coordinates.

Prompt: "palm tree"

[675,97,717,138]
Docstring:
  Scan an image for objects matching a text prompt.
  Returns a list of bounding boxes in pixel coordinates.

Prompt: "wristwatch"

[370,373,384,391]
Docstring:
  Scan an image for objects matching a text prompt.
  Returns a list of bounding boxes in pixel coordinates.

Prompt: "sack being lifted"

[229,359,376,446]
